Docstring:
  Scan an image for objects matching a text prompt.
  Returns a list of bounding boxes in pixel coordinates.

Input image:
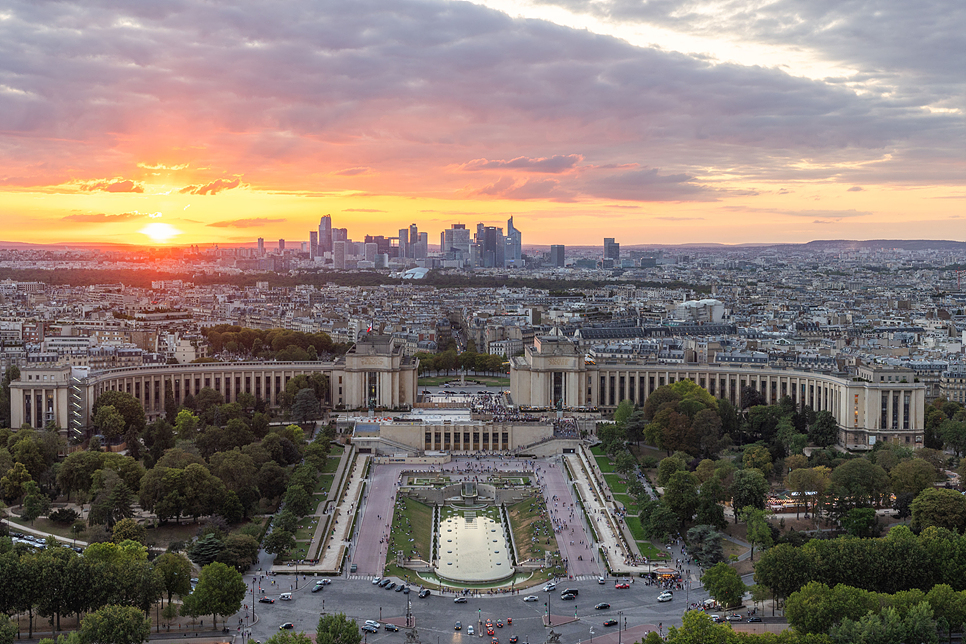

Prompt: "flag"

[367,322,373,333]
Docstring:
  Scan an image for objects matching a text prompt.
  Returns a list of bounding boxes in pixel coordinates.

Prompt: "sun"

[138,223,183,243]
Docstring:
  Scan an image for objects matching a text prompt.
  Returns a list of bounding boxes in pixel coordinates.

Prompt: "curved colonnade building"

[510,336,926,449]
[9,335,417,437]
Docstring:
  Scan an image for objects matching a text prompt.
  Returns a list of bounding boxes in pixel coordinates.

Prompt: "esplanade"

[510,336,925,449]
[9,334,418,436]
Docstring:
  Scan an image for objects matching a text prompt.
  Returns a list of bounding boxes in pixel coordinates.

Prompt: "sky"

[0,0,964,248]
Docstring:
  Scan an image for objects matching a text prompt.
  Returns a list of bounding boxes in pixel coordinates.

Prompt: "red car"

[615,583,630,589]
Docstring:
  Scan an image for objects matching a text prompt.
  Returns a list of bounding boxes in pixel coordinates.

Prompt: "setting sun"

[138,223,182,243]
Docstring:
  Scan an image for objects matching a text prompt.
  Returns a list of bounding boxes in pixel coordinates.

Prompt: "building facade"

[510,336,926,449]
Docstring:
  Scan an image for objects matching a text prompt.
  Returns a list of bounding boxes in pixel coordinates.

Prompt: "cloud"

[77,179,144,193]
[333,167,373,176]
[137,162,189,170]
[459,155,583,173]
[467,176,576,201]
[653,216,704,221]
[179,179,242,195]
[847,186,865,192]
[783,209,871,219]
[207,218,284,228]
[343,208,386,212]
[582,168,715,202]
[61,212,145,223]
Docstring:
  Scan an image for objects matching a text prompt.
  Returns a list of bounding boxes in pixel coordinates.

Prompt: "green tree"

[0,462,31,505]
[57,451,104,503]
[266,632,314,644]
[742,444,773,477]
[188,533,225,567]
[940,419,966,457]
[809,411,839,448]
[701,563,747,608]
[256,462,289,502]
[173,410,200,441]
[263,529,295,557]
[613,399,635,428]
[182,562,246,628]
[152,552,193,607]
[88,471,135,528]
[656,456,686,486]
[889,458,936,498]
[741,506,773,561]
[93,406,126,442]
[753,543,815,606]
[614,451,637,477]
[78,605,151,644]
[729,469,768,523]
[664,611,738,644]
[829,458,891,510]
[841,507,877,538]
[291,388,321,424]
[111,518,146,545]
[216,533,259,571]
[316,613,361,644]
[0,614,17,644]
[663,470,699,527]
[21,481,50,524]
[91,392,146,437]
[911,488,966,533]
[686,524,723,568]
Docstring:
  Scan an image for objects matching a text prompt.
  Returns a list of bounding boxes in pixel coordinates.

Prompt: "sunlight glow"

[138,222,183,243]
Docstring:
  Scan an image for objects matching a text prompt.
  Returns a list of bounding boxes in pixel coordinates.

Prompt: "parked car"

[372,577,382,585]
[418,589,431,598]
[402,586,410,594]
[747,616,762,623]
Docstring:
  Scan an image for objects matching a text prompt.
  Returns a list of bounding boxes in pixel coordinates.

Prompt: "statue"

[406,628,420,644]
[547,630,561,644]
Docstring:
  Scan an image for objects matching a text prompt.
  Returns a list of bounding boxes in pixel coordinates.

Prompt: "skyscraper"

[550,244,565,267]
[416,232,428,259]
[506,216,522,266]
[309,231,318,258]
[604,237,619,262]
[397,228,409,259]
[333,240,346,269]
[318,215,332,254]
[257,238,264,256]
[408,224,419,258]
[278,239,285,253]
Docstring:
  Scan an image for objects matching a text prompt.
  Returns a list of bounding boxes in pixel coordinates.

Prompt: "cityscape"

[1,1,965,644]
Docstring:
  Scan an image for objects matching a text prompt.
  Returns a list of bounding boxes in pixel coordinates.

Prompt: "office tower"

[440,231,447,253]
[550,245,565,267]
[451,224,471,256]
[332,228,348,243]
[482,226,504,268]
[309,231,318,258]
[506,216,522,266]
[604,237,619,261]
[319,215,332,254]
[416,232,428,259]
[408,224,419,258]
[333,241,346,269]
[278,239,285,253]
[397,228,409,259]
[364,242,377,262]
[301,241,309,253]
[257,238,264,256]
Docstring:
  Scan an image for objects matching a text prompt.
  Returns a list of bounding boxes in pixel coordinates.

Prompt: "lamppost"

[252,577,256,624]
[617,611,622,644]
[295,561,299,590]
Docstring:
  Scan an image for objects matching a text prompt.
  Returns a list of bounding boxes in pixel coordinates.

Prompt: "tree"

[21,481,50,524]
[809,411,839,448]
[941,419,966,457]
[0,615,16,644]
[741,506,773,561]
[93,406,126,442]
[316,613,361,644]
[188,533,225,567]
[663,470,699,527]
[613,399,635,428]
[266,633,314,644]
[78,605,151,644]
[664,611,738,644]
[263,529,295,557]
[729,469,768,523]
[216,533,259,571]
[829,458,890,510]
[889,458,936,498]
[88,471,135,528]
[112,518,146,545]
[742,444,773,477]
[182,562,246,628]
[291,388,321,424]
[701,563,747,608]
[0,462,31,505]
[911,488,966,533]
[753,543,816,608]
[691,409,722,459]
[153,552,193,606]
[686,524,723,568]
[256,462,289,501]
[841,507,877,538]
[58,451,105,503]
[91,392,146,437]
[614,451,637,477]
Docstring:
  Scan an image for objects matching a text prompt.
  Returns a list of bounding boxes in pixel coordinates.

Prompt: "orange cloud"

[179,179,243,195]
[78,179,144,193]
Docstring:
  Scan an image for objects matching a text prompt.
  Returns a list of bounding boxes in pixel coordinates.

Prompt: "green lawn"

[387,497,433,561]
[328,444,345,455]
[591,447,617,473]
[638,540,669,560]
[313,474,334,495]
[320,456,341,474]
[507,496,557,563]
[625,516,646,541]
[603,473,628,494]
[418,375,510,386]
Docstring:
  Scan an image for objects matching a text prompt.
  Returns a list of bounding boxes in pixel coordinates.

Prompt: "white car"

[543,582,557,592]
[524,595,539,602]
[657,591,673,603]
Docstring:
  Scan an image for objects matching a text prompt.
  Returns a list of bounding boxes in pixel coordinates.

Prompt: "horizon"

[1,1,963,246]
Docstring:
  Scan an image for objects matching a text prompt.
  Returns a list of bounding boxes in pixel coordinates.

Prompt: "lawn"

[638,540,668,560]
[591,447,616,473]
[386,497,433,561]
[603,473,628,495]
[625,516,646,541]
[507,495,557,563]
[417,375,510,387]
[313,474,334,496]
[320,456,342,474]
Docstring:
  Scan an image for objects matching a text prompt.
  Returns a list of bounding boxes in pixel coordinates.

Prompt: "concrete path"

[535,457,600,578]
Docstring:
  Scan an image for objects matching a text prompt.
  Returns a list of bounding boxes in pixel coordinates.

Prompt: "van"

[279,593,292,601]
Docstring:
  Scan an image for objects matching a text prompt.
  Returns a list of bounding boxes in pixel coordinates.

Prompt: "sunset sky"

[1,0,963,247]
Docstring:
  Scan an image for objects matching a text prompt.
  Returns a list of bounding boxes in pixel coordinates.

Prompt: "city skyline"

[1,1,963,247]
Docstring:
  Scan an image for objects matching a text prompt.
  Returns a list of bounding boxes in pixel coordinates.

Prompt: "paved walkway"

[535,457,600,578]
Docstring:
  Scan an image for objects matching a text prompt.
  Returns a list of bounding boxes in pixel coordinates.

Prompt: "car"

[726,614,743,622]
[418,589,431,598]
[361,625,378,634]
[311,584,324,593]
[598,577,606,585]
[319,579,331,586]
[615,583,630,589]
[454,597,468,603]
[365,621,381,628]
[279,623,295,630]
[385,624,400,632]
[603,619,618,627]
[561,589,578,597]
[402,586,410,594]
[467,626,475,635]
[350,564,358,573]
[543,582,557,591]
[524,595,539,602]
[595,603,610,610]
[372,577,382,585]
[395,584,404,592]
[279,593,292,601]
[386,582,397,590]
[487,628,495,636]
[747,616,762,623]
[496,620,503,628]
[491,638,498,644]
[560,593,576,601]
[710,615,722,623]
[658,591,673,603]
[510,637,518,644]
[258,597,275,604]
[455,622,462,631]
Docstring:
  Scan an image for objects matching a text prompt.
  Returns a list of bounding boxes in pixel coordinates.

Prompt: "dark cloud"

[77,179,144,193]
[582,168,715,202]
[847,186,864,192]
[207,218,284,228]
[459,155,582,173]
[179,179,242,195]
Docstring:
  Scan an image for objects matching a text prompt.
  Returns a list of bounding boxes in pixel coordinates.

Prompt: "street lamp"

[590,627,595,644]
[617,611,622,644]
[252,577,256,624]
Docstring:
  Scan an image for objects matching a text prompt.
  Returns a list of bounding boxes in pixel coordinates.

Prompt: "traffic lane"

[536,461,599,577]
[248,579,701,643]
